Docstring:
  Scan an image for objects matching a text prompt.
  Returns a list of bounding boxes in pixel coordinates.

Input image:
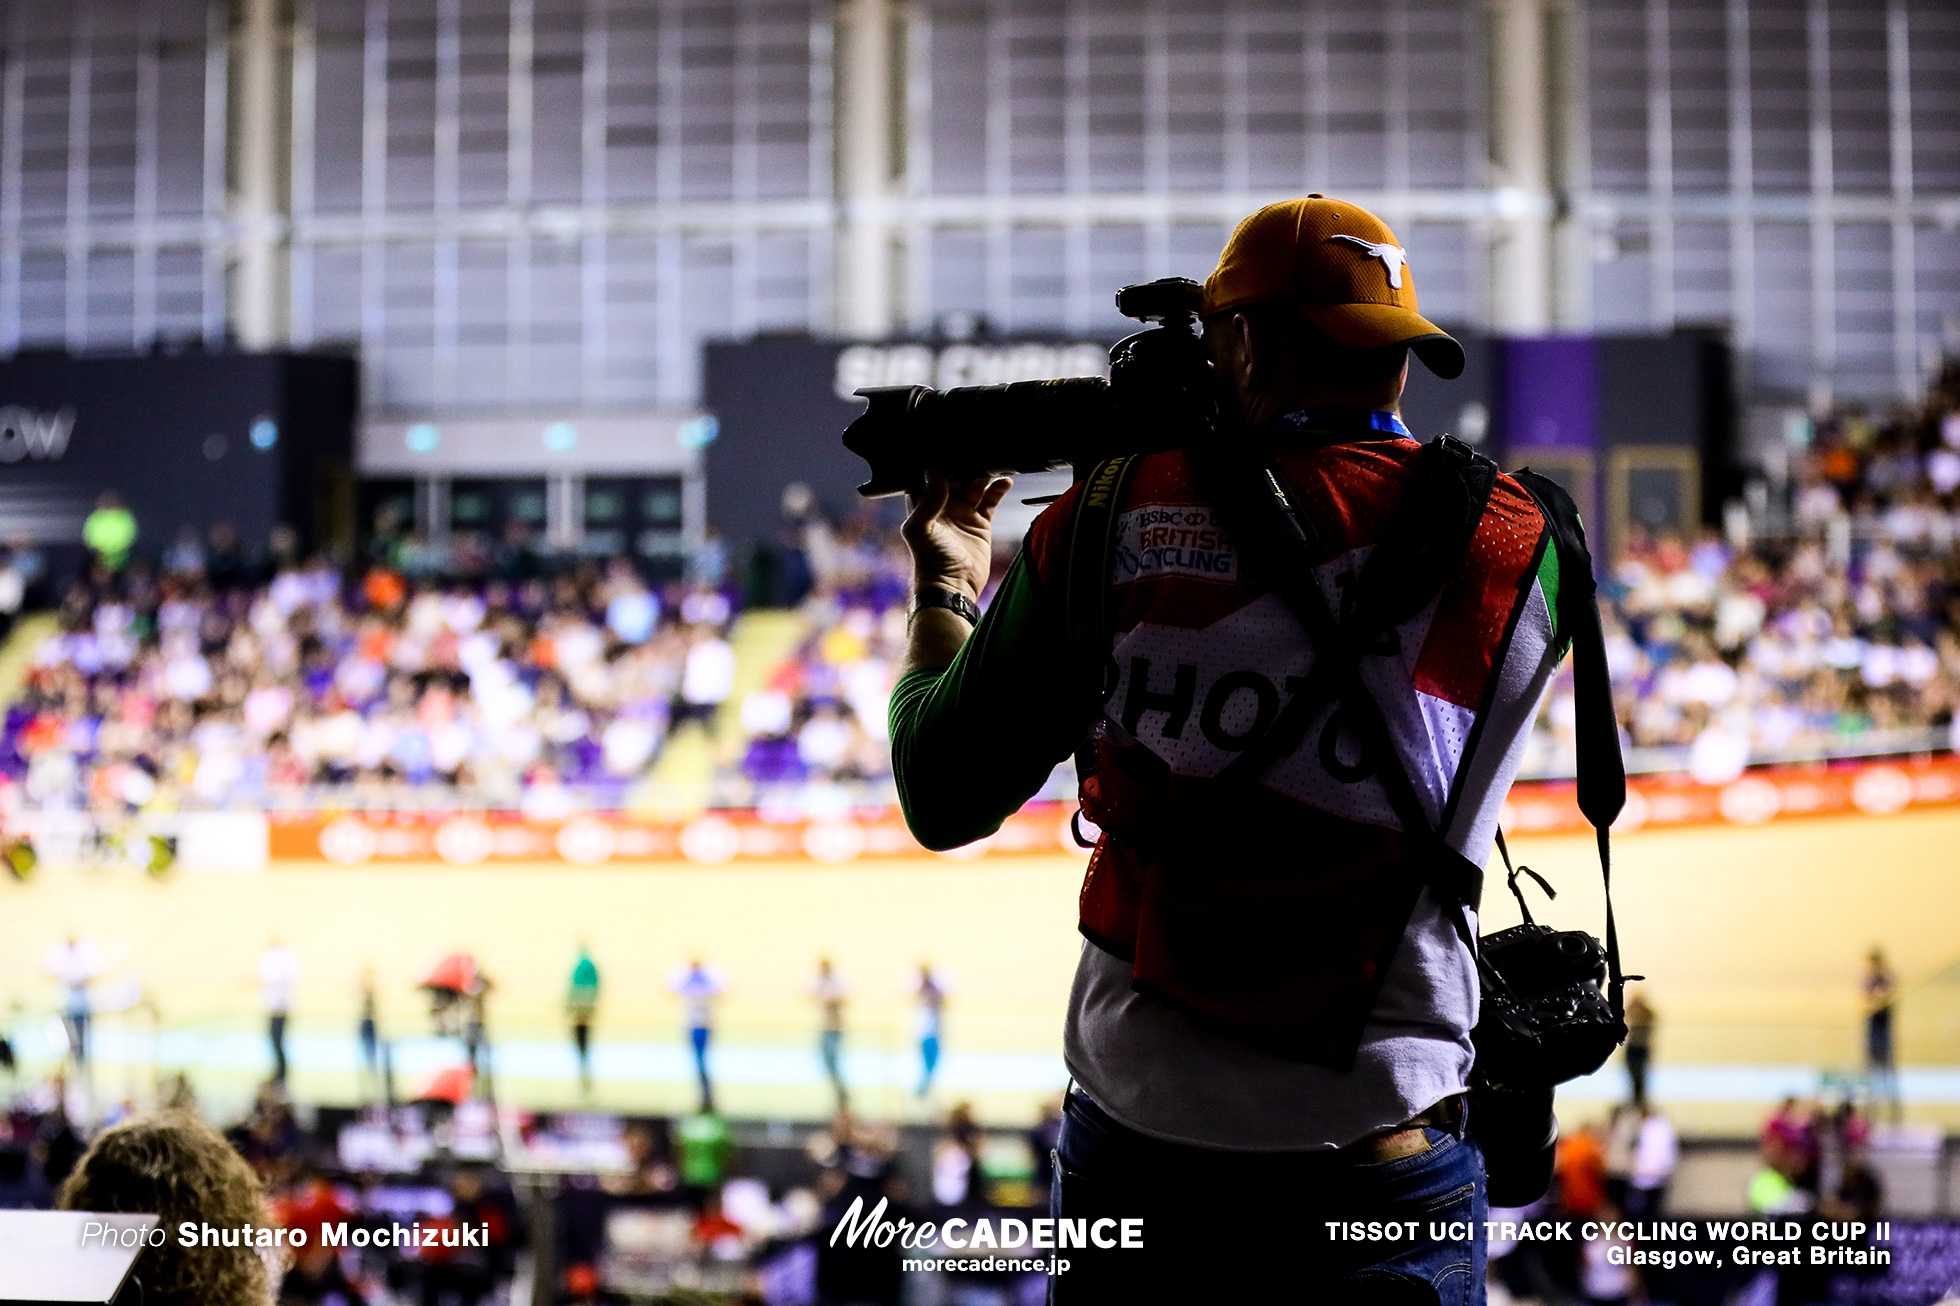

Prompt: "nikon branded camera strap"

[1062,453,1140,806]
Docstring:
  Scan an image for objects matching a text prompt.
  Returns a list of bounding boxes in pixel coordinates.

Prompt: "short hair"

[57,1111,272,1306]
[1228,299,1412,390]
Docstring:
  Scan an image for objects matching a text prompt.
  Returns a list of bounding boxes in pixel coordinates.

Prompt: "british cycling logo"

[1110,504,1239,584]
[828,1196,1142,1274]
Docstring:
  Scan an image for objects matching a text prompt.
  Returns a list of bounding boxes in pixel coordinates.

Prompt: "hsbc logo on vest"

[1110,504,1238,584]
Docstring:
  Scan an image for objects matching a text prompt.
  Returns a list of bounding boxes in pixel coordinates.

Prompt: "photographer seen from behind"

[889,197,1588,1303]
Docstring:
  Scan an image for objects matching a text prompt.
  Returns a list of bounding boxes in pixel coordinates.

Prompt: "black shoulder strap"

[1351,435,1499,636]
[1508,468,1630,1020]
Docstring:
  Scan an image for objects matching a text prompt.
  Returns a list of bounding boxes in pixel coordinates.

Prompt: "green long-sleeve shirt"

[888,553,1088,850]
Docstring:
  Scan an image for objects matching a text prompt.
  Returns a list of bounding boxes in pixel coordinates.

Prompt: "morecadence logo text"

[828,1195,1142,1261]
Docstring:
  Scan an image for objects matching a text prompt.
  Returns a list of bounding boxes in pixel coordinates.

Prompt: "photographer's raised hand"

[899,471,1012,674]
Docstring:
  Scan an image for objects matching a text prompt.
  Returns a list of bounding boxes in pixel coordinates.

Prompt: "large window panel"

[1085,29,1146,193]
[1591,222,1655,332]
[929,227,988,322]
[1825,1,1890,196]
[1587,0,1649,194]
[384,8,439,212]
[311,15,368,215]
[924,4,987,196]
[1831,221,1893,399]
[1672,221,1732,327]
[1908,0,1960,195]
[1747,0,1809,195]
[1006,14,1064,195]
[1668,0,1729,196]
[1164,24,1226,193]
[1749,222,1812,396]
[1405,221,1473,329]
[1006,225,1065,331]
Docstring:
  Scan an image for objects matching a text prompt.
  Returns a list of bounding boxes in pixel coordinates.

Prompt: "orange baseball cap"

[1201,195,1465,379]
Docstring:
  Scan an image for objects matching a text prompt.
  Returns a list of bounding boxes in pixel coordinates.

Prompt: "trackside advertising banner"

[14,757,1955,869]
[247,755,1960,866]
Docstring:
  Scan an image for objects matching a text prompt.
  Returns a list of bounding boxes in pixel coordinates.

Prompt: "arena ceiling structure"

[0,0,1954,415]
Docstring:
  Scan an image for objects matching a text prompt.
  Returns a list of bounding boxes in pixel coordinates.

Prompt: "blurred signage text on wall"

[0,406,75,463]
[831,341,1109,401]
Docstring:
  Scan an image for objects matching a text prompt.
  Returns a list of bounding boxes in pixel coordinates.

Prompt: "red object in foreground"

[417,1064,474,1103]
[420,953,482,994]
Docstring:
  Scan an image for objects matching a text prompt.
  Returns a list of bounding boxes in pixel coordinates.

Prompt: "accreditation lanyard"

[1273,408,1413,440]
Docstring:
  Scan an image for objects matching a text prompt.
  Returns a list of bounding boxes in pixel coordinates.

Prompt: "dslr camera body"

[842,278,1215,498]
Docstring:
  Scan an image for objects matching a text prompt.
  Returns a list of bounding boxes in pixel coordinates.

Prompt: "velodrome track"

[4,806,1960,1136]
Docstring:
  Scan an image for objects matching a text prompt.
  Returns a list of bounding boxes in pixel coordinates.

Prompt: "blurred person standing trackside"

[259,939,299,1085]
[885,197,1603,1300]
[1624,989,1655,1109]
[671,959,724,1112]
[568,943,601,1096]
[44,934,100,1069]
[1602,1103,1638,1214]
[913,963,947,1099]
[357,965,384,1101]
[812,956,849,1109]
[1865,947,1900,1121]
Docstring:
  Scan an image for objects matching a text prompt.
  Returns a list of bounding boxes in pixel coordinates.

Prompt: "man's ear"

[1232,312,1261,392]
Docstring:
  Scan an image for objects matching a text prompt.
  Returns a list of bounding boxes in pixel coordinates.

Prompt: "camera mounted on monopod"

[841,277,1215,498]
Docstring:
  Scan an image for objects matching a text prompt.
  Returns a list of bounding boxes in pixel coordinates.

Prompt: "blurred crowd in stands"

[7,366,1960,813]
[3,542,737,811]
[0,486,933,814]
[1509,367,1960,782]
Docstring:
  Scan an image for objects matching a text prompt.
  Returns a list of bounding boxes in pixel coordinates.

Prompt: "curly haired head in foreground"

[58,1110,273,1306]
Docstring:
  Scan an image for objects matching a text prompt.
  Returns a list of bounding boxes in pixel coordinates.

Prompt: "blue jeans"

[1050,1091,1485,1304]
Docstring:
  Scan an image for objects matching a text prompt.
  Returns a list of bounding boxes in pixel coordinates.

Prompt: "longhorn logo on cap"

[1327,234,1407,290]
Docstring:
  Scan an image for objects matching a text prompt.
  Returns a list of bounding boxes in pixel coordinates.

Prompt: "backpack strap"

[1508,468,1631,1021]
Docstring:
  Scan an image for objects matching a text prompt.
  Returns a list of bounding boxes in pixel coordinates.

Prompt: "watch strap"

[912,584,981,625]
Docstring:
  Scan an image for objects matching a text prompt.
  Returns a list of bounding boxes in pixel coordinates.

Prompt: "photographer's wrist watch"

[911,584,980,627]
